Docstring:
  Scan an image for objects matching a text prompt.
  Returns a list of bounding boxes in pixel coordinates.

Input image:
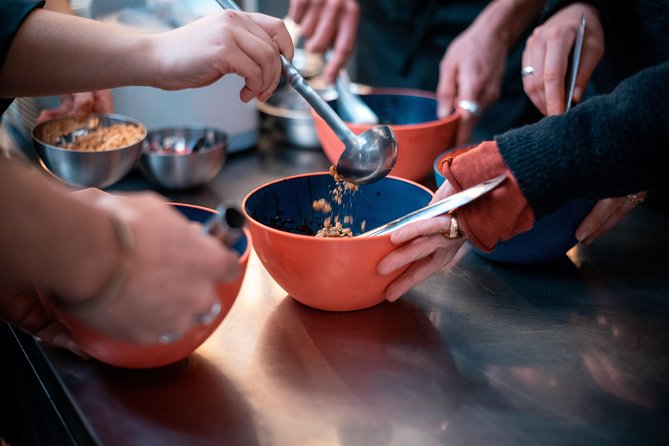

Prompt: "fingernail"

[437,105,450,119]
[386,292,399,303]
[573,86,582,102]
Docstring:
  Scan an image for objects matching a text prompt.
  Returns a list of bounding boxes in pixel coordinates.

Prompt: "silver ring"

[521,66,535,77]
[457,99,482,117]
[158,332,181,345]
[626,193,647,205]
[195,302,222,326]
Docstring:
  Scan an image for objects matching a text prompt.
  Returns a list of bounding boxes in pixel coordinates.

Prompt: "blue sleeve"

[0,1,45,74]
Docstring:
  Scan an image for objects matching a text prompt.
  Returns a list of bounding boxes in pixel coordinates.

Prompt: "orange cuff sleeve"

[440,141,535,252]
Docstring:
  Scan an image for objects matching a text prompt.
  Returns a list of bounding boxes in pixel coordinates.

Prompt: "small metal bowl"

[139,127,228,190]
[32,113,146,188]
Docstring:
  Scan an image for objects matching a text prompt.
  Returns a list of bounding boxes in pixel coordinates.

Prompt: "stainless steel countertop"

[21,145,669,445]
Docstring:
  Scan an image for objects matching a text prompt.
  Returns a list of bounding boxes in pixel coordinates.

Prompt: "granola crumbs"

[312,198,332,213]
[315,221,353,238]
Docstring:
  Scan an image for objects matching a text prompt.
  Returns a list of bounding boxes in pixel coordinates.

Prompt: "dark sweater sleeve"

[0,1,44,113]
[495,60,669,218]
[0,1,44,70]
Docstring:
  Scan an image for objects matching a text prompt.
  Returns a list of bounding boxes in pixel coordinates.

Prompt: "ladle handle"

[214,0,358,146]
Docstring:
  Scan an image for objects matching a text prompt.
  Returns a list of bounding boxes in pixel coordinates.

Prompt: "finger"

[299,1,324,39]
[437,56,458,118]
[306,0,342,53]
[236,21,283,95]
[577,198,635,244]
[571,42,602,104]
[93,90,115,114]
[385,248,456,302]
[35,97,73,123]
[322,4,358,82]
[575,198,620,243]
[454,116,476,146]
[543,33,571,115]
[389,215,452,245]
[581,202,635,244]
[71,92,95,121]
[249,13,295,60]
[432,179,457,202]
[522,35,547,114]
[224,45,267,102]
[289,0,309,23]
[456,64,484,120]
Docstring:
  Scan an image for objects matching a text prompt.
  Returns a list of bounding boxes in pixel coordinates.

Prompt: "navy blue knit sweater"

[496,61,669,218]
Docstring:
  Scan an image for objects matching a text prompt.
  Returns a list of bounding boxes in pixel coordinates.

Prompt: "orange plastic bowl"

[313,88,460,181]
[41,203,251,368]
[242,172,433,311]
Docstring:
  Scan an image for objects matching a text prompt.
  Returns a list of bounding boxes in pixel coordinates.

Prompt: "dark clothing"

[496,61,669,218]
[0,1,44,115]
[356,0,543,142]
[547,0,669,95]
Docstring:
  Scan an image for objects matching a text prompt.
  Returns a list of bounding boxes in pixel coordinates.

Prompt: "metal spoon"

[566,14,586,111]
[326,52,379,125]
[359,174,507,237]
[203,203,245,248]
[214,0,398,185]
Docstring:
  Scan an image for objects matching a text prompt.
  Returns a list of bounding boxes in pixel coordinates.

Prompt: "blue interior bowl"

[434,151,595,264]
[245,174,433,236]
[329,92,440,124]
[173,204,248,256]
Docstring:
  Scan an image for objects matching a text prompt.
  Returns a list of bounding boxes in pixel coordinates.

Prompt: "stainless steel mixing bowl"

[32,113,146,189]
[139,127,228,190]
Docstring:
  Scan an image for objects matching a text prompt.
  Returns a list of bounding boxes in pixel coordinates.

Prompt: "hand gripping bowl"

[32,113,146,189]
[313,88,460,182]
[434,150,596,264]
[242,172,433,311]
[39,203,251,368]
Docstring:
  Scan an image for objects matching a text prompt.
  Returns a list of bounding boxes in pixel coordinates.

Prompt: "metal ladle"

[214,0,398,185]
[325,51,380,125]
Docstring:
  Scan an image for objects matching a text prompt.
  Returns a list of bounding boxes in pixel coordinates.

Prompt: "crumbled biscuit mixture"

[315,221,353,238]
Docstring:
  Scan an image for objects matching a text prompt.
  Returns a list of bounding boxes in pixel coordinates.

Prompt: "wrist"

[50,211,134,316]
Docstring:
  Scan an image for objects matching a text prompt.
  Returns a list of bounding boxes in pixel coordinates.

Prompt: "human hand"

[575,193,647,245]
[154,11,294,103]
[522,3,604,115]
[378,181,466,302]
[36,90,114,124]
[436,21,508,146]
[0,287,86,356]
[288,0,359,83]
[58,189,242,345]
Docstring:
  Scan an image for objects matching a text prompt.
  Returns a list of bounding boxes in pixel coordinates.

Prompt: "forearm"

[0,9,156,97]
[0,158,118,302]
[44,0,72,14]
[497,61,669,217]
[470,0,546,47]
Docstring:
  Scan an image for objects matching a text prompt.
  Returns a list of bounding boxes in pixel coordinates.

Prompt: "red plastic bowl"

[40,203,251,368]
[242,172,433,311]
[313,88,460,181]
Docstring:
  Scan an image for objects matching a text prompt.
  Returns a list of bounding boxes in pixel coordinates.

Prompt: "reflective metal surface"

[15,145,669,445]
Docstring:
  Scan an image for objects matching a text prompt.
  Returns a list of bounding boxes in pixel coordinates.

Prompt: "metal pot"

[257,86,337,149]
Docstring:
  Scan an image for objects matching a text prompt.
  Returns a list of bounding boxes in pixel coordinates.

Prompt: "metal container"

[32,113,146,189]
[257,86,336,149]
[139,127,228,190]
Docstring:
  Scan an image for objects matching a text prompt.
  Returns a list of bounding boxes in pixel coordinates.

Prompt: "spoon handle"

[359,174,507,237]
[214,0,358,146]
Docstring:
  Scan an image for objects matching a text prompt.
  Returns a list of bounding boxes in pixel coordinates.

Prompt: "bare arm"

[0,9,294,102]
[0,9,153,96]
